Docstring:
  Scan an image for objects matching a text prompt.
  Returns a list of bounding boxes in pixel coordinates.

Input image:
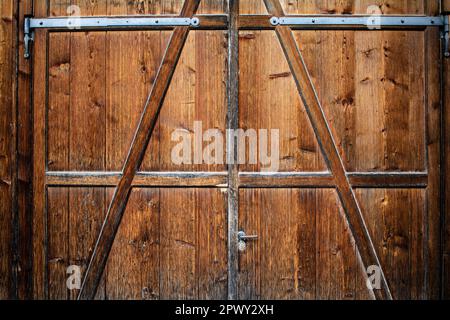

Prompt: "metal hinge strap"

[269,15,445,27]
[23,16,200,59]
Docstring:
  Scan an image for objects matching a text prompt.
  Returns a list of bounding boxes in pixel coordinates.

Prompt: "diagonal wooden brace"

[77,0,202,300]
[262,0,393,300]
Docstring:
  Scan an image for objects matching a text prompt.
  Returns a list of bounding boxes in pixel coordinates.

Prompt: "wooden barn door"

[31,0,229,300]
[29,0,442,300]
[236,0,441,300]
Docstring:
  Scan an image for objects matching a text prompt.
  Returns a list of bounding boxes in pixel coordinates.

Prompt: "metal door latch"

[444,16,449,58]
[24,17,34,59]
[237,231,258,252]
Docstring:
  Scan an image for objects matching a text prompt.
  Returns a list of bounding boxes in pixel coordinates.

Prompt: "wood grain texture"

[239,0,437,14]
[14,0,444,301]
[356,189,426,299]
[293,30,425,173]
[31,0,48,299]
[143,30,227,172]
[160,189,227,299]
[48,0,225,16]
[0,0,15,299]
[239,30,326,172]
[17,0,33,300]
[47,30,70,299]
[443,0,450,13]
[78,0,201,300]
[227,0,240,300]
[68,29,108,300]
[238,189,361,300]
[424,27,441,300]
[106,188,160,300]
[444,24,450,300]
[262,0,391,299]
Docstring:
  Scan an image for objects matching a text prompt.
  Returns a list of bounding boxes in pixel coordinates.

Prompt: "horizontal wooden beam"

[348,172,428,188]
[46,171,228,187]
[46,171,428,188]
[239,172,335,187]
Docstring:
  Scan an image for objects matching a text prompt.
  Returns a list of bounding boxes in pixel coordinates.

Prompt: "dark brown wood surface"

[0,0,16,299]
[0,0,447,300]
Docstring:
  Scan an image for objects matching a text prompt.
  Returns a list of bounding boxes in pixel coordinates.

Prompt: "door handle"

[238,231,258,252]
[238,231,258,241]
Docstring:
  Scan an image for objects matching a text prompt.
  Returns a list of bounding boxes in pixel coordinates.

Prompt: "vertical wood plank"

[47,188,68,299]
[239,30,326,172]
[106,188,160,300]
[238,189,261,299]
[383,31,425,172]
[160,189,197,299]
[240,0,266,15]
[66,0,108,301]
[354,31,385,172]
[444,0,450,13]
[31,0,48,299]
[197,189,227,299]
[228,0,240,301]
[0,0,15,299]
[357,189,426,299]
[69,30,107,300]
[106,31,162,172]
[198,0,226,14]
[316,189,357,300]
[425,27,441,299]
[444,17,450,299]
[47,31,70,299]
[49,0,70,16]
[296,30,357,171]
[17,0,33,300]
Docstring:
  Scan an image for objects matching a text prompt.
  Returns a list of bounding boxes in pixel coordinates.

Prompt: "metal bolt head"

[270,17,279,26]
[191,17,200,27]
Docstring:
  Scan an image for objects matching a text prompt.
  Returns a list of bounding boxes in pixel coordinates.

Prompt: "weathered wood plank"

[241,0,434,15]
[0,0,15,299]
[197,189,228,299]
[227,0,240,300]
[237,189,261,299]
[45,171,427,188]
[47,188,68,300]
[444,19,450,299]
[296,30,356,171]
[31,0,48,299]
[357,189,426,299]
[47,30,70,299]
[239,189,360,299]
[239,30,326,172]
[46,172,227,187]
[425,27,441,300]
[444,1,450,13]
[17,0,33,300]
[160,188,227,299]
[106,188,160,299]
[68,30,107,300]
